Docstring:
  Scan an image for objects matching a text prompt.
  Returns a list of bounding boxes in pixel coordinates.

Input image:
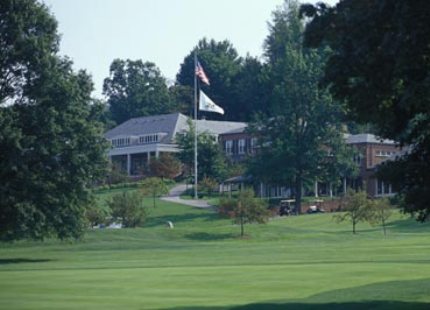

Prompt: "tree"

[176,119,227,181]
[0,1,108,241]
[368,198,393,237]
[176,38,242,121]
[0,0,58,104]
[199,177,218,197]
[219,189,269,237]
[335,190,370,234]
[149,153,181,179]
[247,0,347,213]
[301,0,430,221]
[230,56,271,121]
[103,59,172,125]
[85,204,111,228]
[320,135,359,196]
[108,191,148,228]
[140,177,169,209]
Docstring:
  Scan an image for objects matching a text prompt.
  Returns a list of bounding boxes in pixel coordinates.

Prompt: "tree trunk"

[352,220,356,234]
[382,218,386,237]
[295,177,302,215]
[240,215,244,237]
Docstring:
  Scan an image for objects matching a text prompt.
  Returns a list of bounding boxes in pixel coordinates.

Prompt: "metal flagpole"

[193,51,198,199]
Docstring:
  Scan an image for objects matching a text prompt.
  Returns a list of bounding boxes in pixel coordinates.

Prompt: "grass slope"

[0,191,429,309]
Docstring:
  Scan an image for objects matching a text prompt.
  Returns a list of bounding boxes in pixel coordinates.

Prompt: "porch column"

[147,152,151,165]
[314,180,319,198]
[126,153,131,176]
[329,182,333,198]
[343,177,347,195]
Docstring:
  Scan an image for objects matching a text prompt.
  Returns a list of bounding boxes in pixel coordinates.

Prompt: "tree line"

[1,0,429,241]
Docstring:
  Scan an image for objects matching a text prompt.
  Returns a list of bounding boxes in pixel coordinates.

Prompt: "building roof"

[195,119,246,136]
[345,133,396,145]
[105,113,247,143]
[105,113,188,143]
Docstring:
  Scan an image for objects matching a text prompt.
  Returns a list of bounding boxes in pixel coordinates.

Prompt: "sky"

[42,0,337,98]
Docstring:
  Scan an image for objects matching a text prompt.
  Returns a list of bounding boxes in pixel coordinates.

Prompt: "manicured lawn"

[0,192,429,309]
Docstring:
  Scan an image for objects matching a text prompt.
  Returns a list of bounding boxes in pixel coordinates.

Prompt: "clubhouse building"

[105,113,401,198]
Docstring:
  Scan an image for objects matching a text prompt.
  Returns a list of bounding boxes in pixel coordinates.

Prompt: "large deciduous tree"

[103,59,172,125]
[301,0,430,221]
[248,0,351,213]
[0,0,108,240]
[176,38,242,121]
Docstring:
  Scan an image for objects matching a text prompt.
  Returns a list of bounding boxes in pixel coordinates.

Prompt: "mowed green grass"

[0,192,429,310]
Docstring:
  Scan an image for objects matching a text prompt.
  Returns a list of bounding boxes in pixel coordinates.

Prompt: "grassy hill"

[0,191,429,309]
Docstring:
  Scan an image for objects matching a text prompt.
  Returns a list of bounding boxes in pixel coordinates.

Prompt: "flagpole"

[193,51,198,199]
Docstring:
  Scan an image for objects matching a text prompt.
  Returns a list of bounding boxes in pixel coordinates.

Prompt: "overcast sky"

[42,0,338,98]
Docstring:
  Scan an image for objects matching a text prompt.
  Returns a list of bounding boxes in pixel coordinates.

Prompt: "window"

[376,150,394,157]
[376,179,395,196]
[238,139,245,154]
[225,140,233,155]
[111,137,131,147]
[138,134,159,145]
[250,138,257,153]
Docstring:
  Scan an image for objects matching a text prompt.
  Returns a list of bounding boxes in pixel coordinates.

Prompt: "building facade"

[104,113,246,176]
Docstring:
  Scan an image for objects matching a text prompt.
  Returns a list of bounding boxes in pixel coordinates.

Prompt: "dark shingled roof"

[104,113,247,143]
[104,113,188,143]
[345,134,395,145]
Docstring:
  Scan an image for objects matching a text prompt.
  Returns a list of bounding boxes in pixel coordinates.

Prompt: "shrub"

[108,191,148,228]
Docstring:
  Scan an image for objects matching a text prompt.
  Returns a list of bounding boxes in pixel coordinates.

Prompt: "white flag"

[199,90,224,115]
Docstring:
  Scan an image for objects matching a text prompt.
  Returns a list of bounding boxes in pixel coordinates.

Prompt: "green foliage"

[176,38,242,121]
[176,119,227,181]
[0,0,59,103]
[334,190,371,234]
[103,59,172,125]
[85,204,111,228]
[199,177,218,197]
[149,153,181,179]
[108,191,148,228]
[0,1,108,240]
[367,198,393,237]
[248,0,347,214]
[219,189,269,236]
[140,177,169,208]
[301,0,430,220]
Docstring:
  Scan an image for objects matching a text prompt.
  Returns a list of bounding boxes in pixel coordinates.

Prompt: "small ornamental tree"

[140,177,169,208]
[368,198,393,237]
[220,189,269,237]
[108,191,148,228]
[149,153,182,179]
[334,190,370,234]
[199,177,218,197]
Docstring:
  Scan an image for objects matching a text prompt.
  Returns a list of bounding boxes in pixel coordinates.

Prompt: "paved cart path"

[161,184,213,208]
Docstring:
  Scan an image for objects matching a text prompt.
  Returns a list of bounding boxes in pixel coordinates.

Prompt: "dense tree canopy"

[176,38,242,121]
[0,0,108,240]
[103,59,173,125]
[248,0,353,213]
[301,0,430,220]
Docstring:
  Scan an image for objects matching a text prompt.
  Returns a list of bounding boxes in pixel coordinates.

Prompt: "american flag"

[195,60,210,85]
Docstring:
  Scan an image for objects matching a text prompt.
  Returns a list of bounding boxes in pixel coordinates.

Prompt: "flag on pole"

[199,90,224,114]
[195,60,210,85]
